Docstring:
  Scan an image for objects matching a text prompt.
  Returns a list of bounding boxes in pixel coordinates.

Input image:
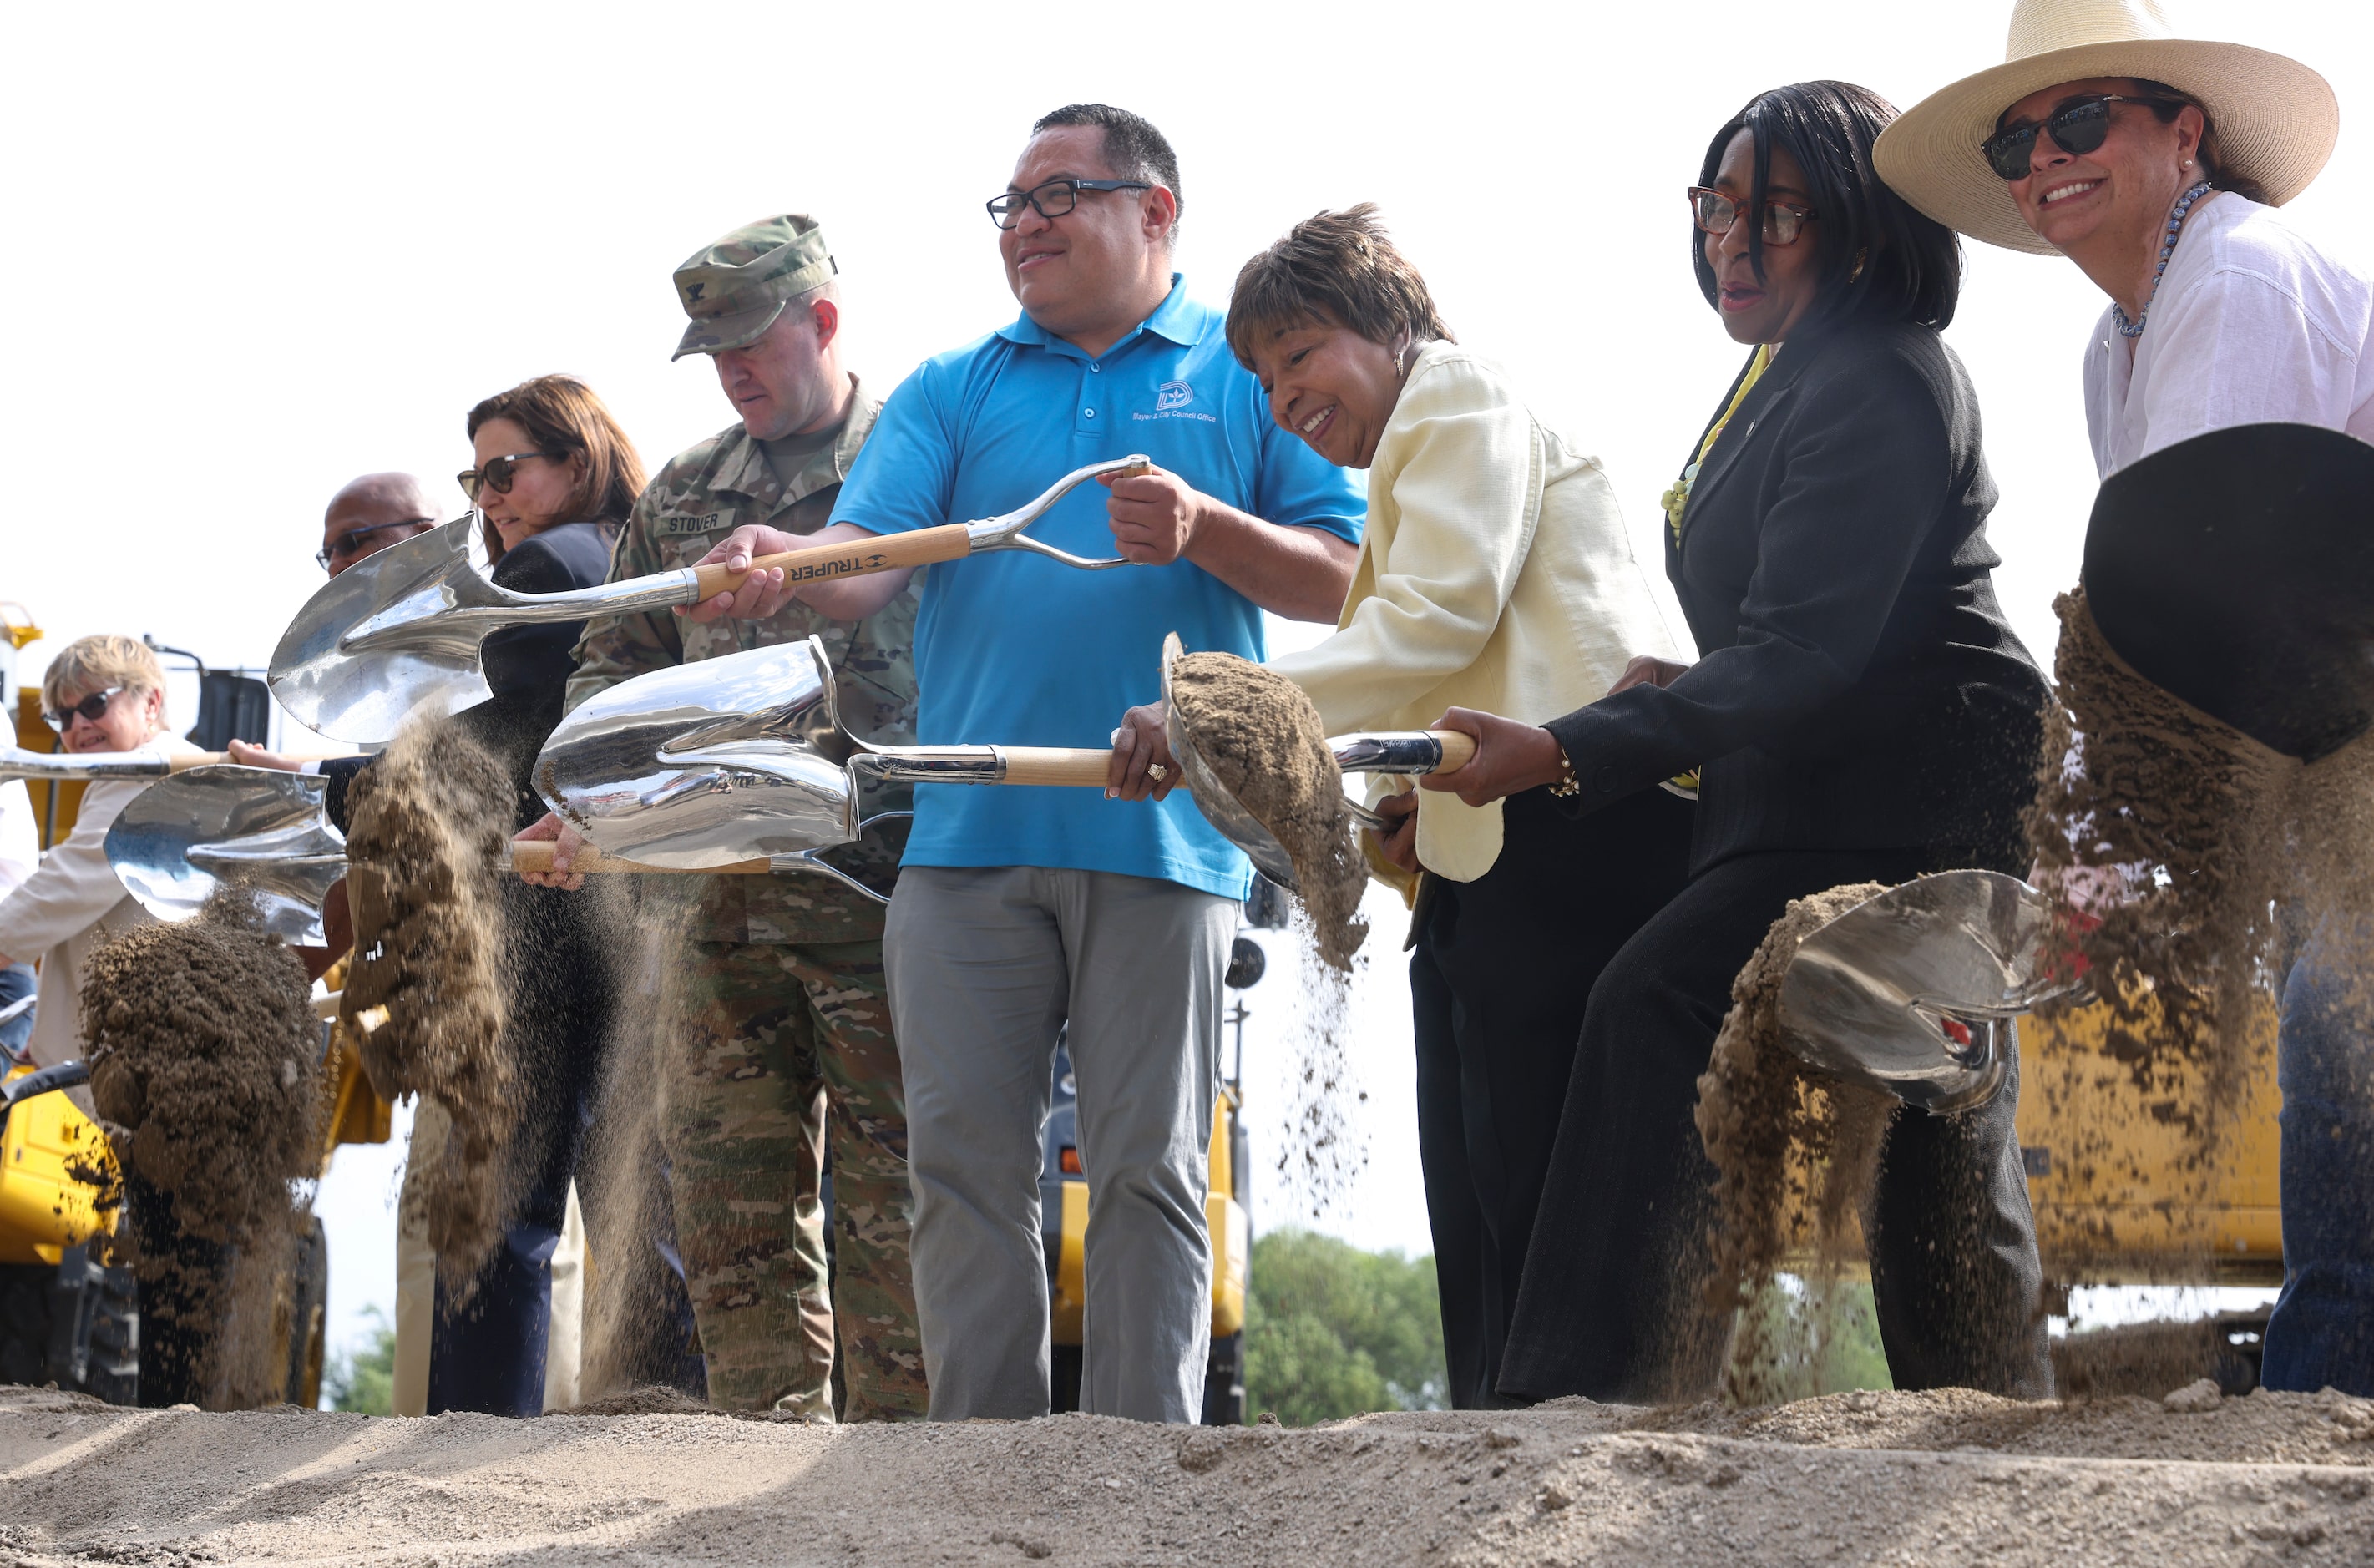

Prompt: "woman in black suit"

[243,375,643,1414]
[1428,81,2055,1404]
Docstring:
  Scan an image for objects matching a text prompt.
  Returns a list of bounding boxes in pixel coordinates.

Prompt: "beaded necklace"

[2113,180,2215,340]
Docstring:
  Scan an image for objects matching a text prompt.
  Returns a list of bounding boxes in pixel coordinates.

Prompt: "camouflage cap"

[671,214,839,362]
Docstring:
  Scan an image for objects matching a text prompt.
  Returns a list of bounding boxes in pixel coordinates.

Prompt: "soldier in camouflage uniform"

[550,215,924,1420]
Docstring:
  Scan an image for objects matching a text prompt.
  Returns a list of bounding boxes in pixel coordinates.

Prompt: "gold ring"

[1146,763,1168,781]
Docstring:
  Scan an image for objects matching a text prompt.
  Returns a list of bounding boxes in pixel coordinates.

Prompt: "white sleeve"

[0,778,138,962]
[0,782,38,901]
[2136,266,2366,463]
[1268,360,1536,733]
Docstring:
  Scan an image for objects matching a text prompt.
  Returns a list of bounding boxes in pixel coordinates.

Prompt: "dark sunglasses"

[986,177,1152,230]
[456,451,555,502]
[316,516,434,571]
[1688,187,1819,247]
[1981,94,2182,181]
[44,686,124,731]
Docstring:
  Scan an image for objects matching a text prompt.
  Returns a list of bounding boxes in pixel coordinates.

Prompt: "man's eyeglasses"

[986,178,1152,230]
[1688,187,1820,247]
[316,517,435,571]
[1981,94,2182,181]
[44,686,123,731]
[457,452,556,503]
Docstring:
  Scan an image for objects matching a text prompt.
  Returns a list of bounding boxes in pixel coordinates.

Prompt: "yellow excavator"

[0,611,392,1407]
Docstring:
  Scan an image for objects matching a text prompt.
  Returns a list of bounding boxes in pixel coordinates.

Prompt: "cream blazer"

[0,734,206,1068]
[1268,343,1682,883]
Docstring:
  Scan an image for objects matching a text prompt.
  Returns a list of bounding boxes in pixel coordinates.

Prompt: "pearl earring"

[2183,158,2194,168]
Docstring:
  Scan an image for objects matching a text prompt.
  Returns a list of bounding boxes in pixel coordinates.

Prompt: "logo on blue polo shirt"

[1139,379,1213,424]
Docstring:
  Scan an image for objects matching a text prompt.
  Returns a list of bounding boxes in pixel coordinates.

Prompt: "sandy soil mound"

[5,1384,2371,1565]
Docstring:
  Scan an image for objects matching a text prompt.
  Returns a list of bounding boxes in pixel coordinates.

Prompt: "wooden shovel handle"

[1432,730,1478,771]
[181,752,342,771]
[1000,747,1125,787]
[690,524,974,603]
[508,842,771,877]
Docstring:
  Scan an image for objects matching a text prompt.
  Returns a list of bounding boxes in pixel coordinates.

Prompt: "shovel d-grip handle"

[508,841,772,878]
[690,525,974,604]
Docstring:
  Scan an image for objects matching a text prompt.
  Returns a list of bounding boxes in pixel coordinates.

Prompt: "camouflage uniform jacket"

[566,380,915,946]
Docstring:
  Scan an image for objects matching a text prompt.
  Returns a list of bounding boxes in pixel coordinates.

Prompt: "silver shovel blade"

[1775,869,2081,1116]
[104,766,347,945]
[268,518,499,742]
[537,637,860,870]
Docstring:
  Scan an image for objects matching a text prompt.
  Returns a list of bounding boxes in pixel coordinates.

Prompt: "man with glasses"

[688,104,1364,1424]
[520,214,926,1423]
[317,472,442,577]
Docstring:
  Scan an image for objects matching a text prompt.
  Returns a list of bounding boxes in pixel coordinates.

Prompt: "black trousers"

[426,879,610,1416]
[1496,846,2054,1404]
[1410,785,1694,1409]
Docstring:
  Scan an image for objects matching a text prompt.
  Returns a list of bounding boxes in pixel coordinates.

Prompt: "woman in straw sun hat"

[1874,0,2368,473]
[1882,1,2374,1398]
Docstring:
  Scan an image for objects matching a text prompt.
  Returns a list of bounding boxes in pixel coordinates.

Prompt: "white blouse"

[2085,192,2374,479]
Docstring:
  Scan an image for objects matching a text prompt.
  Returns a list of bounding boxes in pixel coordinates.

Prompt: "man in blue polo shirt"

[688,103,1363,1423]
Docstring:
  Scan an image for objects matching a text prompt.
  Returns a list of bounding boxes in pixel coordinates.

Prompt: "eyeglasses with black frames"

[1981,94,2184,181]
[986,178,1153,230]
[316,517,435,572]
[1688,187,1820,247]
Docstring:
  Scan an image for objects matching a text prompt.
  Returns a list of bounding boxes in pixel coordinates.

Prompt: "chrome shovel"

[102,766,832,938]
[268,455,1153,744]
[1774,870,2085,1115]
[537,635,1479,892]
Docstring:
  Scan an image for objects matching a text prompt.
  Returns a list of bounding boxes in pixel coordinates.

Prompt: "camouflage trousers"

[656,938,926,1420]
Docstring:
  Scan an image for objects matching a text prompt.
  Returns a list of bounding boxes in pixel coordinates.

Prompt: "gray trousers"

[884,865,1235,1423]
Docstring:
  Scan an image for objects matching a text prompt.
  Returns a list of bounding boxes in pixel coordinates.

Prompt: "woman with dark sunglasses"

[1425,80,2054,1404]
[1881,3,2374,1397]
[239,373,645,1417]
[1875,0,2362,472]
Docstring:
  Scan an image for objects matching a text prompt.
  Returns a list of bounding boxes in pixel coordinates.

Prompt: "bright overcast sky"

[5,1,2363,1349]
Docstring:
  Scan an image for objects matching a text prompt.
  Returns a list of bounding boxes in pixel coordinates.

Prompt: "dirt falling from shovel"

[1693,883,1899,1405]
[342,717,519,1295]
[1168,652,1371,1208]
[2021,589,2374,1281]
[79,892,324,1409]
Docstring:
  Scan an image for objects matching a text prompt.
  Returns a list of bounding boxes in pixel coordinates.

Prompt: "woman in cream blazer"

[1111,206,1693,1409]
[0,635,204,1073]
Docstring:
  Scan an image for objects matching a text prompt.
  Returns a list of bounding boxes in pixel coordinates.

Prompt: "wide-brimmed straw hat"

[1873,0,2337,255]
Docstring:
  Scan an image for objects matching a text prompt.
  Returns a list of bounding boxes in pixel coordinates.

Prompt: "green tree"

[321,1305,396,1414]
[1244,1228,1446,1425]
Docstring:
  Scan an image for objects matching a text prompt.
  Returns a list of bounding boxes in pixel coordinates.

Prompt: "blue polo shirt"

[833,276,1365,898]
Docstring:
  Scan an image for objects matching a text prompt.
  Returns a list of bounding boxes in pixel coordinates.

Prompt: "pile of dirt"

[340,718,518,1292]
[2023,589,2374,1276]
[1168,651,1369,971]
[7,1385,2374,1565]
[77,893,322,1409]
[1693,883,1898,1403]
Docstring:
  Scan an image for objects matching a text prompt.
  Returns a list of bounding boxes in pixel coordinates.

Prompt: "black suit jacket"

[1545,321,2046,873]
